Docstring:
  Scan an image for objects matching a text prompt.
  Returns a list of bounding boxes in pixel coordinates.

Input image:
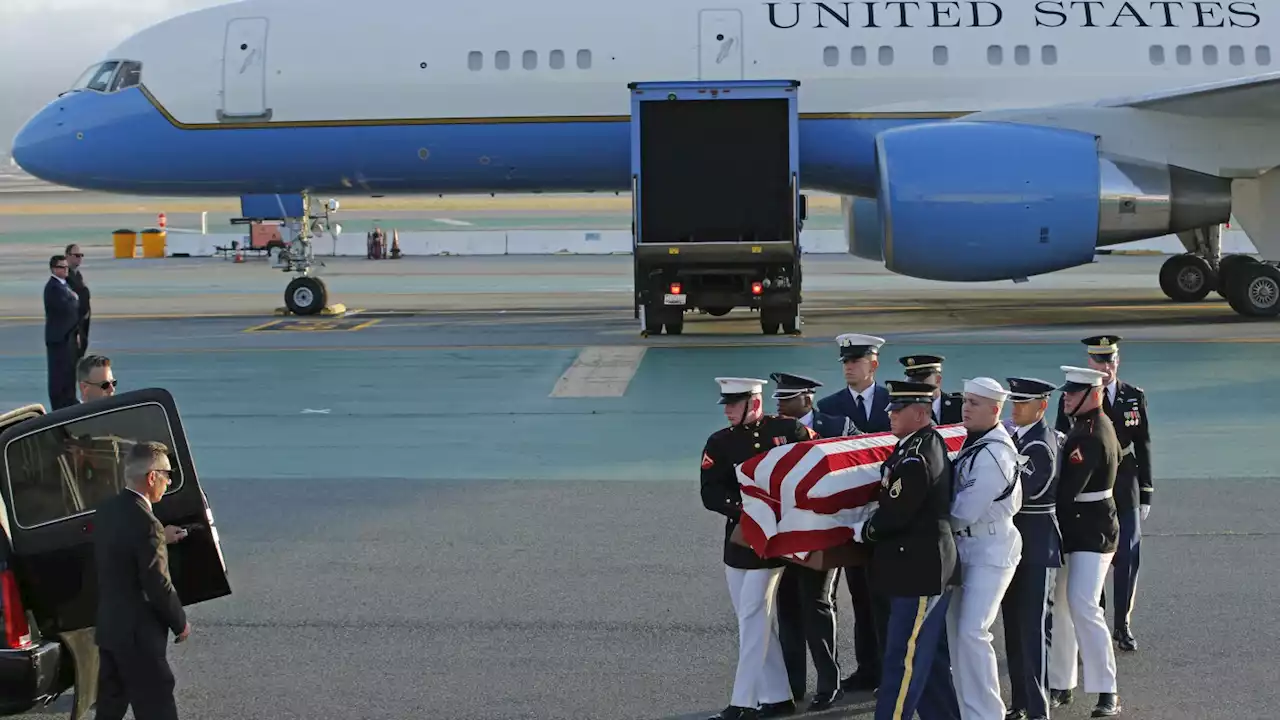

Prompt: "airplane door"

[220,17,272,122]
[0,388,232,637]
[698,10,744,80]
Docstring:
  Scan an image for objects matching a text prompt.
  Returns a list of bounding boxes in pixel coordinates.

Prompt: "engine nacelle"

[842,195,883,262]
[872,121,1233,282]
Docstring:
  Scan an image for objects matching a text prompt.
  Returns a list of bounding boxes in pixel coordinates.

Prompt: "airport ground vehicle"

[0,390,230,718]
[629,80,806,336]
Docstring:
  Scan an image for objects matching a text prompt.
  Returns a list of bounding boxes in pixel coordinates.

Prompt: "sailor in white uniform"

[947,377,1024,720]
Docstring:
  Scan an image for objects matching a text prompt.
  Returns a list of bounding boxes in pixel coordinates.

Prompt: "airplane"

[10,0,1280,318]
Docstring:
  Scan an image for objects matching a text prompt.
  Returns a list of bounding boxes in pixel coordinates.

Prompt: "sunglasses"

[83,379,118,390]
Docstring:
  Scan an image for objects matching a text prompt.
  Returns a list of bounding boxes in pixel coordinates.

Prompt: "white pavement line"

[549,346,647,398]
[432,218,473,226]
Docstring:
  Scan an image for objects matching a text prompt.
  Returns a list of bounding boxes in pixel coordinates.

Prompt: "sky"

[0,0,230,157]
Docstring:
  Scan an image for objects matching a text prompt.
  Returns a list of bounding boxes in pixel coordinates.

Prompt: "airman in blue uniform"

[1000,377,1064,720]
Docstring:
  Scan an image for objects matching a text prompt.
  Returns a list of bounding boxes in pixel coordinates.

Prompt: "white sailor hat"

[1059,365,1106,392]
[836,333,885,361]
[769,372,822,400]
[716,377,767,404]
[1006,377,1057,402]
[963,377,1009,402]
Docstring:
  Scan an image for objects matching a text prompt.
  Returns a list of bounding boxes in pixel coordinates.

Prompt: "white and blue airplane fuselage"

[12,0,1280,306]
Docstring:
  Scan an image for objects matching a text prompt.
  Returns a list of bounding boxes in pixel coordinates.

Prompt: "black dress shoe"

[841,671,878,692]
[1049,688,1073,707]
[759,700,796,717]
[808,688,844,712]
[1114,626,1138,652]
[707,706,759,720]
[1005,709,1028,720]
[1091,693,1122,717]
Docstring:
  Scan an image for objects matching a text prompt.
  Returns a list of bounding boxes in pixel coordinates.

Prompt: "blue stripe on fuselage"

[11,87,946,197]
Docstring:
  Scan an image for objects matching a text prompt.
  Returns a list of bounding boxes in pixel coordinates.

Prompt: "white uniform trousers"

[946,563,1016,720]
[725,566,791,709]
[1046,552,1118,694]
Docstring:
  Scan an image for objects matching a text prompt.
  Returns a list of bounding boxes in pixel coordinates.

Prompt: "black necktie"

[855,394,866,422]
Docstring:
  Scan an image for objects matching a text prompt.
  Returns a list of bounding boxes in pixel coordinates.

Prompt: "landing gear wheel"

[1158,254,1215,302]
[1226,263,1280,317]
[285,276,327,316]
[1216,254,1260,299]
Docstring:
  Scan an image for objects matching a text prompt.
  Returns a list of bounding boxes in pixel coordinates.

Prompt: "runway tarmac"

[0,231,1276,718]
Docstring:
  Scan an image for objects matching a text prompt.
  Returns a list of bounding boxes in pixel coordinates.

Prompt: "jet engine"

[865,121,1233,282]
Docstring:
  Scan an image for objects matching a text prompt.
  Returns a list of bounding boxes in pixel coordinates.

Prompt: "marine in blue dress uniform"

[850,380,961,720]
[815,334,890,692]
[999,378,1064,720]
[899,354,963,425]
[1054,335,1152,652]
[769,372,849,710]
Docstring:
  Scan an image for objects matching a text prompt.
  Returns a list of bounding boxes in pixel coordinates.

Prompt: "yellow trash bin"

[140,228,166,258]
[112,229,137,259]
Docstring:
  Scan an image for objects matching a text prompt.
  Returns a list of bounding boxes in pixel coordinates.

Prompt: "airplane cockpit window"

[111,61,143,91]
[67,60,143,94]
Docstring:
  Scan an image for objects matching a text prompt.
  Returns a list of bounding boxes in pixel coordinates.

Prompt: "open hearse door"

[0,389,230,718]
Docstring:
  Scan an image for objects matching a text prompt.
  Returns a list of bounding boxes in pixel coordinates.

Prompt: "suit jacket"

[67,268,91,321]
[44,277,79,345]
[1012,419,1063,568]
[1055,381,1152,511]
[93,490,187,652]
[815,384,890,434]
[935,392,963,425]
[861,426,961,597]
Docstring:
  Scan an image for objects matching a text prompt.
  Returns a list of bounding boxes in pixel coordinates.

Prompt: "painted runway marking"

[550,346,647,398]
[432,218,474,226]
[244,318,382,332]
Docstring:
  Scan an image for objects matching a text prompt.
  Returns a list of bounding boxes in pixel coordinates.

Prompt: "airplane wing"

[1089,69,1280,119]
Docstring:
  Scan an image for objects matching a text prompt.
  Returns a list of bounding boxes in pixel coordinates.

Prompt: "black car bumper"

[0,641,67,715]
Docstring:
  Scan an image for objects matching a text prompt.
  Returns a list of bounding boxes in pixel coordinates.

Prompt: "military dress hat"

[900,354,944,379]
[885,380,935,410]
[769,372,822,400]
[963,377,1010,402]
[716,376,767,405]
[1058,365,1107,392]
[1006,377,1057,402]
[836,333,885,362]
[1083,334,1122,359]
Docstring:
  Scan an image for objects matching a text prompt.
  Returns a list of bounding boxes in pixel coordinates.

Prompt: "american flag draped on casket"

[735,425,969,561]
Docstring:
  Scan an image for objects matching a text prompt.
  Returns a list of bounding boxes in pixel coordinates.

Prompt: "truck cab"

[0,389,230,718]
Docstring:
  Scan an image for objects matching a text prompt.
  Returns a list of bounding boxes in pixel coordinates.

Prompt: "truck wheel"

[665,316,684,335]
[760,312,781,335]
[702,306,731,317]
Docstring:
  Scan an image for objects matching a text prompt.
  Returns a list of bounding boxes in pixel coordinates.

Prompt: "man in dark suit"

[94,441,191,720]
[850,379,962,720]
[1054,335,1152,652]
[44,255,80,410]
[900,354,963,425]
[65,243,91,358]
[815,334,890,692]
[769,372,848,710]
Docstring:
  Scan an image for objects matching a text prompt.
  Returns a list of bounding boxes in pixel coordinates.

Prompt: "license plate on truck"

[664,294,687,305]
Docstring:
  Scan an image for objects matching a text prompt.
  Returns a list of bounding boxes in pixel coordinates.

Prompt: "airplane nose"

[11,102,74,184]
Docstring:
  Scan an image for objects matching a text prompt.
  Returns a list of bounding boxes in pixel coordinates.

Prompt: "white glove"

[1140,504,1151,521]
[851,520,866,543]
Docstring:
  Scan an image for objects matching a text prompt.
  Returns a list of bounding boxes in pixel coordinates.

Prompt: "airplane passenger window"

[851,46,866,66]
[1175,45,1191,65]
[1229,45,1245,65]
[987,45,1003,65]
[4,403,184,530]
[550,50,565,69]
[932,46,948,66]
[1149,46,1165,65]
[1257,46,1271,65]
[1014,45,1030,65]
[823,46,839,67]
[495,51,510,70]
[523,50,537,70]
[111,61,142,91]
[878,46,893,65]
[1041,45,1058,65]
[1203,46,1218,65]
[576,49,592,69]
[468,51,483,71]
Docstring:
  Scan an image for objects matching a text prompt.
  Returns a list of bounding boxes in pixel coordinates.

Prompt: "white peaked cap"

[716,377,768,395]
[963,377,1009,402]
[1060,365,1106,388]
[836,333,886,348]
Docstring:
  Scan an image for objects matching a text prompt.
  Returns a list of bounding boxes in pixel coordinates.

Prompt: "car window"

[3,402,184,530]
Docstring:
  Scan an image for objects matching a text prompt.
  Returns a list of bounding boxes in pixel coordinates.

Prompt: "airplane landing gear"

[275,195,340,316]
[1158,254,1215,302]
[1223,259,1280,317]
[285,276,328,315]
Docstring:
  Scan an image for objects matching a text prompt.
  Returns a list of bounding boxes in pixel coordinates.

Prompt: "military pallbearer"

[899,354,963,425]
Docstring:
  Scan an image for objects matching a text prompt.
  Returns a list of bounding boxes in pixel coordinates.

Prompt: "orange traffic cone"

[390,230,402,259]
[234,248,244,263]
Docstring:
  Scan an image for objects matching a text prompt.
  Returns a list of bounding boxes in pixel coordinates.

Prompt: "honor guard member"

[701,377,818,720]
[816,333,890,692]
[900,355,963,425]
[770,372,848,710]
[1000,378,1064,720]
[848,380,961,720]
[1055,335,1151,652]
[1047,366,1121,718]
[947,378,1023,720]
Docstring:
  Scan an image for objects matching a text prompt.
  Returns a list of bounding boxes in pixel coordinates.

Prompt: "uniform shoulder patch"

[889,477,903,498]
[1068,446,1084,464]
[701,451,714,469]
